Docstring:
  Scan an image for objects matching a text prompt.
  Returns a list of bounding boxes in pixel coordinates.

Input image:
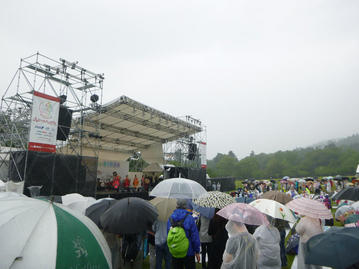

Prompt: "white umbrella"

[250,199,297,223]
[352,201,359,211]
[62,193,86,205]
[0,191,27,199]
[150,177,207,199]
[66,197,97,215]
[0,180,5,192]
[0,196,112,269]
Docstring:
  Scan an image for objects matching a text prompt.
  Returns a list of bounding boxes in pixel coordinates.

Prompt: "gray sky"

[1,0,359,159]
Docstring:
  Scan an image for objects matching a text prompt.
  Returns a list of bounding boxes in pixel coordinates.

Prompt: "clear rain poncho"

[253,224,281,269]
[221,220,258,269]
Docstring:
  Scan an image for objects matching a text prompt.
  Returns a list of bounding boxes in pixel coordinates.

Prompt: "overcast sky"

[1,0,358,159]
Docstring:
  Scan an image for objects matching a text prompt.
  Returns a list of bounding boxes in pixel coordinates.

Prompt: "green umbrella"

[0,195,111,269]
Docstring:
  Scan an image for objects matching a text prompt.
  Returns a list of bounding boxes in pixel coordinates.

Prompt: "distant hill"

[312,134,359,151]
[207,134,359,179]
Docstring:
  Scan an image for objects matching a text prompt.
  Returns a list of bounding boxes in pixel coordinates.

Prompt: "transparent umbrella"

[150,177,207,199]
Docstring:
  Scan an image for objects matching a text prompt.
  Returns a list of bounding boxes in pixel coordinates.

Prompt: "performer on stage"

[133,175,139,189]
[124,175,130,190]
[112,171,121,191]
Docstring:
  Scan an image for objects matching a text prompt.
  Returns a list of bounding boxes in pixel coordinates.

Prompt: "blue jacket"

[167,209,201,257]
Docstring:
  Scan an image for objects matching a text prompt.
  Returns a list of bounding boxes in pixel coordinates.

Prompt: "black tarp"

[164,166,206,188]
[9,151,97,197]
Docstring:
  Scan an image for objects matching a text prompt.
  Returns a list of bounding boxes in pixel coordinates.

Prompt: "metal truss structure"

[163,115,207,168]
[0,52,104,181]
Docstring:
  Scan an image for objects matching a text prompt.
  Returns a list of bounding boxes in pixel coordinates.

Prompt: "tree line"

[207,143,359,179]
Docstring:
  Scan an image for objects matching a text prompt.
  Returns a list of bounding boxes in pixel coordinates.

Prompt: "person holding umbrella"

[167,199,201,269]
[286,198,332,269]
[221,219,258,269]
[253,216,281,269]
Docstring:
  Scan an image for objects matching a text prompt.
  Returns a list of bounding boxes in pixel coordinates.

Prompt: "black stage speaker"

[57,106,72,141]
[188,143,197,160]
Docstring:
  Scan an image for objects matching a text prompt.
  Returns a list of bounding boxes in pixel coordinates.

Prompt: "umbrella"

[62,193,86,205]
[282,176,290,180]
[149,197,177,222]
[100,197,158,234]
[304,227,359,269]
[193,191,236,209]
[305,177,314,181]
[352,201,359,211]
[85,198,117,228]
[344,214,359,225]
[286,197,333,219]
[191,203,215,219]
[217,203,269,226]
[261,190,292,204]
[150,177,207,199]
[332,187,359,201]
[66,196,97,215]
[334,175,343,180]
[249,199,297,223]
[0,196,111,269]
[0,191,27,199]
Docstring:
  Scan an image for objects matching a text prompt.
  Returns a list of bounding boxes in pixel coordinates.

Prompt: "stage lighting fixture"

[90,94,99,103]
[59,95,67,104]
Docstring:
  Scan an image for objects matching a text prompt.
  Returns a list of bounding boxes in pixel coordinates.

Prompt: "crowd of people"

[100,176,359,269]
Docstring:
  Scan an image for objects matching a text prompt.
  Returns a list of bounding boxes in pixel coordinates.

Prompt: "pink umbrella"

[217,203,269,225]
[286,197,333,219]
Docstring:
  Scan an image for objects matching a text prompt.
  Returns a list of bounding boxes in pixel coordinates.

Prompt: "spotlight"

[59,95,67,104]
[90,94,99,103]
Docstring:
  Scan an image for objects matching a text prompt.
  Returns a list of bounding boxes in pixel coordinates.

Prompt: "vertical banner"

[28,91,60,153]
[199,141,207,169]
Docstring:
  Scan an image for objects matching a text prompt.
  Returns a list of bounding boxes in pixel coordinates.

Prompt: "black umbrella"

[304,227,359,269]
[85,198,117,228]
[332,187,359,201]
[305,177,314,181]
[100,197,158,234]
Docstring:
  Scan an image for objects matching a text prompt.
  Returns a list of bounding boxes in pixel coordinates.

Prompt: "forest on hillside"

[207,135,359,179]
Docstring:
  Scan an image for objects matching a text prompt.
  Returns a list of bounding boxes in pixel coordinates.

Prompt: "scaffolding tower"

[163,115,207,169]
[0,52,104,181]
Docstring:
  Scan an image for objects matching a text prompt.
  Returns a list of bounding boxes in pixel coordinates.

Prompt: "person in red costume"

[112,171,120,191]
[123,175,130,189]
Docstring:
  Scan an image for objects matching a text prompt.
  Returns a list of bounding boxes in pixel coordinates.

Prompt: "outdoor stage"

[0,52,207,198]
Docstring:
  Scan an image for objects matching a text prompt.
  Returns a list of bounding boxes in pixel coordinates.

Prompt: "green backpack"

[167,214,190,258]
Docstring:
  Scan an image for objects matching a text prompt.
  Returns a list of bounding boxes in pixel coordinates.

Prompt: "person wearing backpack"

[167,199,201,269]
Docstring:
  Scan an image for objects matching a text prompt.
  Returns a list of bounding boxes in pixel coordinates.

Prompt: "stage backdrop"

[97,159,129,181]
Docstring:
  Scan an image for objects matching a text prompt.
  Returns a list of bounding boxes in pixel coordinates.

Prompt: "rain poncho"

[253,224,281,269]
[296,217,323,269]
[221,221,258,269]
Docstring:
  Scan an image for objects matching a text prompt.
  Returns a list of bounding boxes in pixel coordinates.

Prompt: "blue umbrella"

[304,227,359,269]
[190,201,215,219]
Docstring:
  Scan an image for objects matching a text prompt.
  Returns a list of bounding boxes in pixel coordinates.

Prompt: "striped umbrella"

[0,196,112,269]
[286,197,333,219]
[193,191,236,209]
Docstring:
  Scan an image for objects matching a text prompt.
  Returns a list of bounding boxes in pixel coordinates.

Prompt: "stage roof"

[80,95,202,153]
